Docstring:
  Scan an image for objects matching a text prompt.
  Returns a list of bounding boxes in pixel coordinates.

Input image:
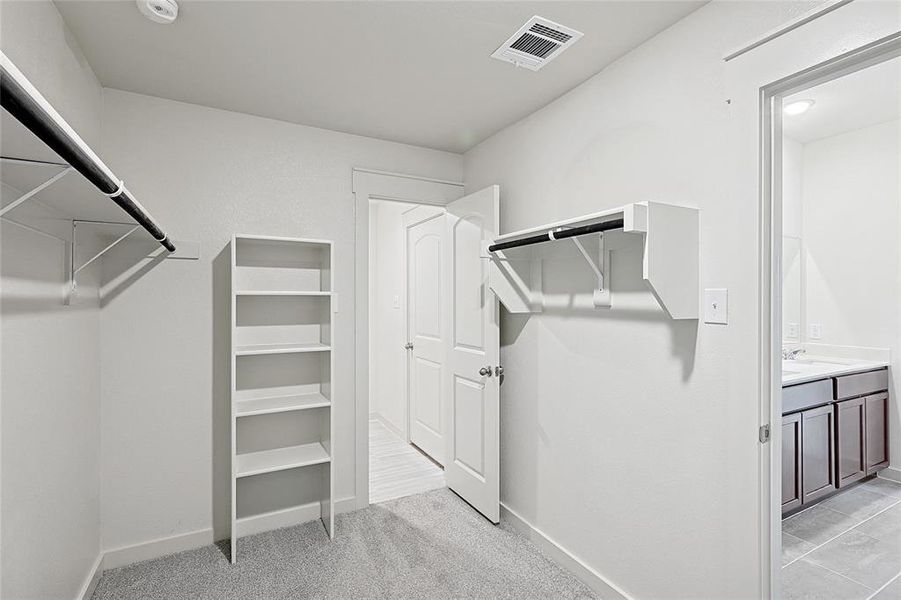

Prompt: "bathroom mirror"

[782,235,802,342]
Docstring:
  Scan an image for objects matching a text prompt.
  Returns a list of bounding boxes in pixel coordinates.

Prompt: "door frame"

[352,168,464,509]
[754,34,900,598]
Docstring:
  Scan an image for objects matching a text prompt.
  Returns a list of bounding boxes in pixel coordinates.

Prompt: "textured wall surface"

[0,1,104,598]
[461,1,880,597]
[98,89,461,550]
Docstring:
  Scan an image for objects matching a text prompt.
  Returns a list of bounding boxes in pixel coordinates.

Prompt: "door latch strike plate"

[759,424,771,443]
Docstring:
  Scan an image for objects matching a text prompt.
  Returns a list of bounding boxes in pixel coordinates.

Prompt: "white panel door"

[405,207,447,465]
[443,185,500,523]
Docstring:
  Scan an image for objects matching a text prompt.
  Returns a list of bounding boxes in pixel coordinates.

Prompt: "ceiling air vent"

[491,16,583,71]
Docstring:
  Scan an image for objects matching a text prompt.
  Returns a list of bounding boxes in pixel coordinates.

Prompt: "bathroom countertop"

[782,356,890,386]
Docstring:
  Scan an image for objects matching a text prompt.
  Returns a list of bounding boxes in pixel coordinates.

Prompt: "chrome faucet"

[783,348,806,360]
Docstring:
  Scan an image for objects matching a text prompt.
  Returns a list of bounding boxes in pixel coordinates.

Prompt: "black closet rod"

[0,53,175,252]
[487,218,625,253]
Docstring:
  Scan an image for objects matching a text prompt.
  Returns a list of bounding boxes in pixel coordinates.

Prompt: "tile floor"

[782,477,901,599]
[369,418,445,504]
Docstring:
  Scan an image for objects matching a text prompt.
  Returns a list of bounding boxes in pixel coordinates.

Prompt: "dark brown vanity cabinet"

[782,368,890,516]
[835,397,866,487]
[801,405,836,504]
[866,393,889,474]
[782,412,802,513]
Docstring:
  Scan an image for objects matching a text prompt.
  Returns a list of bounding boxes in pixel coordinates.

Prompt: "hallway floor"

[369,418,445,504]
[782,477,901,599]
[91,489,595,599]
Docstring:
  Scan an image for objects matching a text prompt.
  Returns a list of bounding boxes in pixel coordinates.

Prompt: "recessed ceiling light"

[784,99,815,116]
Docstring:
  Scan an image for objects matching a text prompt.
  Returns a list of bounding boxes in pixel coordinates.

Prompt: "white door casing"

[405,206,447,465]
[443,185,500,523]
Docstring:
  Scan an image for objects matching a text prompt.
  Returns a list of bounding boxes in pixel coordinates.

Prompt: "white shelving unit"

[488,201,699,319]
[230,235,335,563]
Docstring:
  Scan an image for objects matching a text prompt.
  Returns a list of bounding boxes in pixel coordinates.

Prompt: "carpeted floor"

[91,489,597,599]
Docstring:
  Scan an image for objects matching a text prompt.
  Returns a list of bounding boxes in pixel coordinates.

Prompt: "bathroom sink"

[791,358,853,367]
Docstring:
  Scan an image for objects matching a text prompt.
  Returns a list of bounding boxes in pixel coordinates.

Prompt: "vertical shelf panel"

[230,235,335,562]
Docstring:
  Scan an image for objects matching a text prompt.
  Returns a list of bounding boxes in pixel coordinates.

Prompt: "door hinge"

[759,424,771,444]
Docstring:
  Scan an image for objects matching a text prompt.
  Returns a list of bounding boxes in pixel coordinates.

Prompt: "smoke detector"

[137,0,178,24]
[491,16,582,71]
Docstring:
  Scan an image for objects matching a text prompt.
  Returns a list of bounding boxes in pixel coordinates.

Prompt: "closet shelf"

[235,442,330,478]
[235,342,331,356]
[1,51,175,252]
[236,290,330,297]
[487,201,699,320]
[235,392,330,417]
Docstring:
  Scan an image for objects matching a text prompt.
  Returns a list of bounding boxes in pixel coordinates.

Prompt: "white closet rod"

[0,51,175,252]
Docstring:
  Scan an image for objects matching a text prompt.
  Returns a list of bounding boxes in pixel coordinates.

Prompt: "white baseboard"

[500,502,631,600]
[103,528,214,570]
[369,412,405,440]
[77,553,104,600]
[235,502,318,537]
[235,495,356,537]
[101,496,358,572]
[877,466,901,483]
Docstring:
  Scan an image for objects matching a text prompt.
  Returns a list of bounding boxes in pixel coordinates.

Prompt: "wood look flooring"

[369,418,445,504]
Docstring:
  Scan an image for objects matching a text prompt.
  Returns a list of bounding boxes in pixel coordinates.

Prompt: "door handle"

[479,366,492,377]
[404,342,414,350]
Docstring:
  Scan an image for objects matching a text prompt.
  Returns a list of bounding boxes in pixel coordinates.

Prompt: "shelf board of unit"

[235,290,330,297]
[235,342,331,356]
[235,392,330,417]
[235,442,330,478]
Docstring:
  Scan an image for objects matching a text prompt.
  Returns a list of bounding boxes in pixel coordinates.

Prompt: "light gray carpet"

[91,489,597,599]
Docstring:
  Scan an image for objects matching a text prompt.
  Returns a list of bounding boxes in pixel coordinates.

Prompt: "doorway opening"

[353,171,501,521]
[765,41,901,598]
[368,199,446,504]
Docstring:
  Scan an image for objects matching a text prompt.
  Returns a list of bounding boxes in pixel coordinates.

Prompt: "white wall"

[783,136,804,341]
[0,1,104,598]
[802,119,899,349]
[464,1,834,598]
[369,200,412,436]
[799,119,900,467]
[783,136,805,240]
[97,89,462,551]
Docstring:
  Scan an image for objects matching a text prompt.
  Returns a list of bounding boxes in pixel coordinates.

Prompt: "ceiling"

[54,0,705,153]
[783,56,901,144]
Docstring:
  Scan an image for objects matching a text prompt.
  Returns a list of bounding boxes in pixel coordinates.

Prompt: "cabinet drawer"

[835,369,888,400]
[784,379,833,414]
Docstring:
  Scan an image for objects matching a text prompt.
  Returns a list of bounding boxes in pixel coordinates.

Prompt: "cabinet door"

[865,393,889,474]
[802,405,836,504]
[835,398,866,487]
[782,412,802,514]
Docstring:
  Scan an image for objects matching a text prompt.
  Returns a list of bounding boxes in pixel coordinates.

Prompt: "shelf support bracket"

[67,220,139,303]
[570,233,611,309]
[0,166,72,217]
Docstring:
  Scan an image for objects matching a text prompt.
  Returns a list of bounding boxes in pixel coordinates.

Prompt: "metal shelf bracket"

[0,157,73,218]
[570,233,611,309]
[67,220,139,304]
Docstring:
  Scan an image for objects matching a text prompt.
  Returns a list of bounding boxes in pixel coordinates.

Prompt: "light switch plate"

[787,322,799,339]
[810,323,822,340]
[704,288,728,324]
